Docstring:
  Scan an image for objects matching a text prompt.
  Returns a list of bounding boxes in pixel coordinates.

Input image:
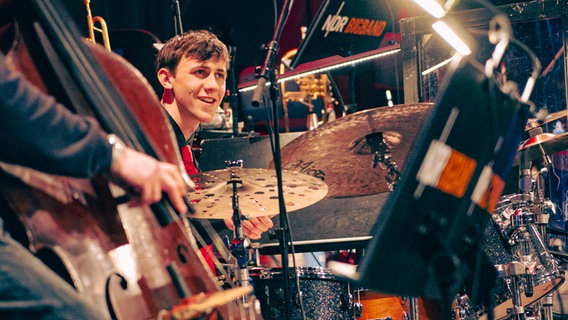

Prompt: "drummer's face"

[169,55,227,125]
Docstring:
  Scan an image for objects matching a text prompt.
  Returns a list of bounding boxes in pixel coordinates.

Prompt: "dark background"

[59,0,413,122]
[63,0,329,76]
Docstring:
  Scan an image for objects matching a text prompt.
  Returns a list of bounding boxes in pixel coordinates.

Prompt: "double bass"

[0,0,259,318]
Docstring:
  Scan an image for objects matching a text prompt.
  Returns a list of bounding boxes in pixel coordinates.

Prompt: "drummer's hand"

[223,216,274,240]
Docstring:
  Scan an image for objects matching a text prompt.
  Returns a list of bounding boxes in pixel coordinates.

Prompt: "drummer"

[155,30,273,244]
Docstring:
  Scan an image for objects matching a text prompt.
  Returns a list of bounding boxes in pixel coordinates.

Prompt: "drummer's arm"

[223,216,274,240]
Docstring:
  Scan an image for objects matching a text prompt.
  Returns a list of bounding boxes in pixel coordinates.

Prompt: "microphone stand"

[251,0,295,318]
[228,46,240,137]
[171,0,183,36]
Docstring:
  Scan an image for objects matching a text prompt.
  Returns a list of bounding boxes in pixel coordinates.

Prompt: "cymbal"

[187,168,328,219]
[526,110,567,131]
[277,103,434,198]
[514,132,568,166]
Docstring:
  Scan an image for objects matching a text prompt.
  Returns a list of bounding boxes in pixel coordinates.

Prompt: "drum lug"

[342,292,354,311]
[354,300,363,319]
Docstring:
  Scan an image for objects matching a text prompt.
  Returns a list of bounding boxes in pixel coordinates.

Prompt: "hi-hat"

[187,168,328,219]
[277,103,434,198]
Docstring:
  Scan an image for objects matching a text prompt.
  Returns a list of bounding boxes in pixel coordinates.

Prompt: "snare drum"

[250,266,354,320]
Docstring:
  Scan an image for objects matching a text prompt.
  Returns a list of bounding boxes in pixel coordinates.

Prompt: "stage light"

[411,0,446,18]
[238,45,400,93]
[432,20,472,56]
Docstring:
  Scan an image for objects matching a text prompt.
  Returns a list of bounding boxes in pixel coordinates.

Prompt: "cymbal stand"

[368,132,401,191]
[496,261,527,320]
[520,150,556,320]
[509,206,558,320]
[225,160,252,295]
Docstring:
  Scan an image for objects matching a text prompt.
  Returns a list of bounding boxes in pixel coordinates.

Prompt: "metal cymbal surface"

[278,103,434,198]
[526,110,567,131]
[515,132,568,165]
[187,168,328,219]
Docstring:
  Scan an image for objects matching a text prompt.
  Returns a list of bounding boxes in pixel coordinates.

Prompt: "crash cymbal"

[277,103,434,198]
[187,168,328,219]
[514,132,568,166]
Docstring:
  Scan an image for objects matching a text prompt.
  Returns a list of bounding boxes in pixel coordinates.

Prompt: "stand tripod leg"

[541,294,554,320]
[510,275,526,320]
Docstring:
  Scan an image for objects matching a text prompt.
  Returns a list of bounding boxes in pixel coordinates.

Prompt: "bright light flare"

[432,21,472,56]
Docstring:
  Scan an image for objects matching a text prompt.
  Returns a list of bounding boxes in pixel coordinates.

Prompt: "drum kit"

[188,105,568,320]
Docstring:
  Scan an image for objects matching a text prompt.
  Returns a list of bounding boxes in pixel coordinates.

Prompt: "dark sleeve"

[0,53,112,178]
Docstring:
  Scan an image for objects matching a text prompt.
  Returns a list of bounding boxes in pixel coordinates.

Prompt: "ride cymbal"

[277,103,434,198]
[187,168,328,219]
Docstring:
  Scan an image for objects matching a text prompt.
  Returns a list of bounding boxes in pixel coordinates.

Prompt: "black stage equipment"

[355,55,531,309]
[290,0,393,68]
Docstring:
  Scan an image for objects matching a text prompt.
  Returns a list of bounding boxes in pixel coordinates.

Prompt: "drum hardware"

[367,132,401,191]
[508,204,562,320]
[353,289,364,318]
[495,261,529,320]
[307,109,319,131]
[511,211,538,299]
[475,194,565,320]
[223,160,253,299]
[455,294,485,320]
[542,295,554,320]
[532,294,554,320]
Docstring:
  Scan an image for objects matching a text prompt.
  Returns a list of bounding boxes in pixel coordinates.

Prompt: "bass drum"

[250,266,354,320]
[466,194,565,319]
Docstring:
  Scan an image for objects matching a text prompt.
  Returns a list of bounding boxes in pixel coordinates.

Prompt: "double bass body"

[0,0,257,318]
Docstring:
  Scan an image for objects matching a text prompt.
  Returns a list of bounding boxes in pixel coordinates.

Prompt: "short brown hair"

[156,30,230,74]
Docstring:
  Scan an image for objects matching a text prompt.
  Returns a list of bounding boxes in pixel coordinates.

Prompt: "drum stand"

[225,160,252,300]
[512,160,556,320]
[496,260,528,320]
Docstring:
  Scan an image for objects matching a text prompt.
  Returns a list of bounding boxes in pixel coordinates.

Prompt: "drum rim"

[250,266,340,280]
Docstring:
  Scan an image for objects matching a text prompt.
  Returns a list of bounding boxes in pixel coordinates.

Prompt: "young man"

[156,30,273,240]
[0,51,190,319]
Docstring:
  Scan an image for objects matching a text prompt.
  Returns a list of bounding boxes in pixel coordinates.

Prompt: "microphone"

[251,41,279,106]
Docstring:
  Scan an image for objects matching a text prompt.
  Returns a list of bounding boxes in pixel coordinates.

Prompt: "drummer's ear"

[157,68,173,90]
